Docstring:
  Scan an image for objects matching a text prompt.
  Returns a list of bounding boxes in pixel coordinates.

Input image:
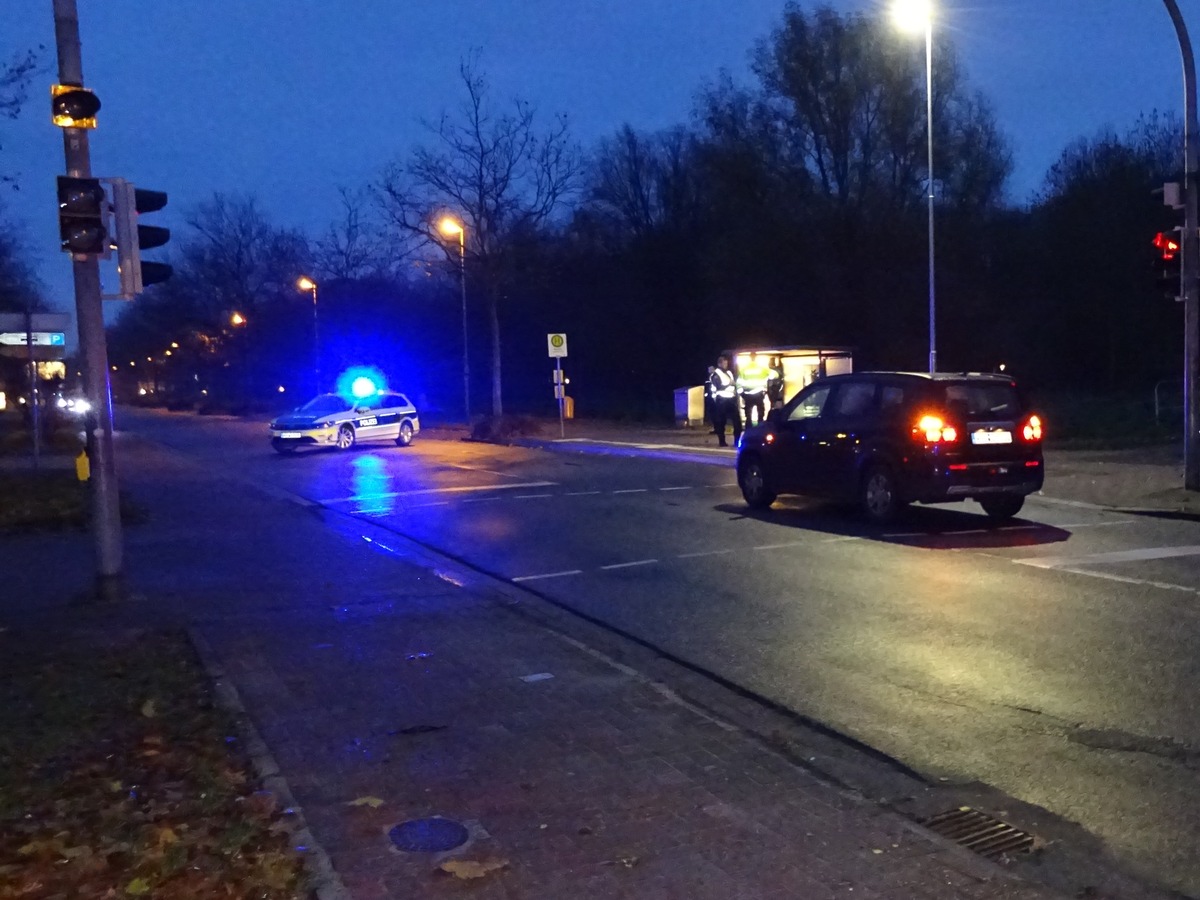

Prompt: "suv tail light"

[913,414,958,444]
[1021,414,1043,442]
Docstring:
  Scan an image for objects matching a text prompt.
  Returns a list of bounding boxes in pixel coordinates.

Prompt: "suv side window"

[830,382,876,418]
[787,384,832,422]
[880,384,906,412]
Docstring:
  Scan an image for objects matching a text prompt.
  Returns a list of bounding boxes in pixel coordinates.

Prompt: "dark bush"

[469,414,543,442]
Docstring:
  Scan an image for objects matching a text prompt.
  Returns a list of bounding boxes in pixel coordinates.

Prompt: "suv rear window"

[938,382,1023,420]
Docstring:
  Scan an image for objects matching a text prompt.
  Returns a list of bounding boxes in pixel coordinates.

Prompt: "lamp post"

[296,276,320,393]
[438,216,470,421]
[894,0,937,373]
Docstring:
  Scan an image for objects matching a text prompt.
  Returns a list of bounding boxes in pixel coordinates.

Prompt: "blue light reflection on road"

[349,454,395,515]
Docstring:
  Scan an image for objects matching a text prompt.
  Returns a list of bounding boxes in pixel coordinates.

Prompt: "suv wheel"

[979,494,1024,521]
[739,457,776,509]
[396,421,415,447]
[861,465,904,524]
[336,425,356,450]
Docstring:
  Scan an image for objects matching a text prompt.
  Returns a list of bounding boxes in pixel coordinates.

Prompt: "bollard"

[75,449,90,482]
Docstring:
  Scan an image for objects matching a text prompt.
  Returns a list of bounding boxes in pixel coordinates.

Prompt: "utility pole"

[52,0,123,599]
[1164,0,1200,491]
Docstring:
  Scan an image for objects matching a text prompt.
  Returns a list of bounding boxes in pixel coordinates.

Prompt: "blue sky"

[0,1,1188,326]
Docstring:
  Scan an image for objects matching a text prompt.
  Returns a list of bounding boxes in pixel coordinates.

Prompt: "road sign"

[547,333,568,358]
[0,332,66,346]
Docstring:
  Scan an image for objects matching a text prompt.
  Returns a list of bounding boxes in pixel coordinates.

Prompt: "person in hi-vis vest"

[709,354,742,447]
[737,352,771,427]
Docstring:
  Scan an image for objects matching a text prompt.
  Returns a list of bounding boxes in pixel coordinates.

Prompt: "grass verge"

[0,629,309,899]
[0,470,146,533]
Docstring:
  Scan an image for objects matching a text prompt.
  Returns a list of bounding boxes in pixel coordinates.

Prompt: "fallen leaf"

[438,857,510,880]
[140,699,157,718]
[347,796,385,808]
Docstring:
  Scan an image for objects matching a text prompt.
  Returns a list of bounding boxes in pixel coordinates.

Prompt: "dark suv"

[736,372,1044,523]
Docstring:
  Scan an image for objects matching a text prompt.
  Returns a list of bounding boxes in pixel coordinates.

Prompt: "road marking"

[565,490,602,496]
[512,493,553,499]
[1015,545,1200,569]
[751,541,809,551]
[1044,567,1200,596]
[677,548,734,558]
[1053,520,1136,529]
[320,480,556,504]
[659,486,692,491]
[512,569,584,583]
[612,488,648,494]
[600,559,657,570]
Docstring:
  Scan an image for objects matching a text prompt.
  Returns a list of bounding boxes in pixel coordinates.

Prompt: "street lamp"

[893,0,937,374]
[438,216,470,420]
[296,276,320,393]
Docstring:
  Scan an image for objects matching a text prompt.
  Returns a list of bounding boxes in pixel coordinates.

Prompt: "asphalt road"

[122,408,1200,896]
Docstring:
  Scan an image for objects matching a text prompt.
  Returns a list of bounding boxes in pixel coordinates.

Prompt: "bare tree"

[1,47,43,189]
[314,187,401,281]
[375,55,583,416]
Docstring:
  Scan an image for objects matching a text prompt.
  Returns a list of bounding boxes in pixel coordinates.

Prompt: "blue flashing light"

[335,366,388,401]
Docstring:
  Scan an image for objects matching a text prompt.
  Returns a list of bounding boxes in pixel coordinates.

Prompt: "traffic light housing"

[1154,228,1183,301]
[56,176,109,256]
[50,84,100,129]
[111,179,172,297]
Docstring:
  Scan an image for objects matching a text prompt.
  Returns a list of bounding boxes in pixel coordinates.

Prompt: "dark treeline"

[9,4,1181,421]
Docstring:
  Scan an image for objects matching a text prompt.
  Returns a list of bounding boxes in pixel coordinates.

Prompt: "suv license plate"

[971,430,1012,445]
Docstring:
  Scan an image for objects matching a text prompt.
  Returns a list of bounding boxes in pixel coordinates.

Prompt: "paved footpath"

[2,428,1186,899]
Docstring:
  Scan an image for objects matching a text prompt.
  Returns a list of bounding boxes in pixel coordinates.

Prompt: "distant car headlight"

[67,399,91,415]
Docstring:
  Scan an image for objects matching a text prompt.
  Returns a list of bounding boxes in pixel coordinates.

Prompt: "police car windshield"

[298,394,351,416]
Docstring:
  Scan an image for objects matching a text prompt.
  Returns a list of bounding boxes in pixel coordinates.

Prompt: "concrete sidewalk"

[0,430,1186,899]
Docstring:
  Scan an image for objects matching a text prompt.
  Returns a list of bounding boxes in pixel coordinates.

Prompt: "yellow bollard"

[75,449,90,482]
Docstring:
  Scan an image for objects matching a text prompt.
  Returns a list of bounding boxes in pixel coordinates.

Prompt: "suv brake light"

[1022,415,1043,442]
[913,414,958,444]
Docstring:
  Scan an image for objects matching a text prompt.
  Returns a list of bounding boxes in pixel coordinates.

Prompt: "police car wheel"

[336,425,356,450]
[396,421,414,447]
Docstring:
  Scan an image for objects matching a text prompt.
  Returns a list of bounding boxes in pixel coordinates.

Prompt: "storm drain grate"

[389,817,469,853]
[921,807,1035,859]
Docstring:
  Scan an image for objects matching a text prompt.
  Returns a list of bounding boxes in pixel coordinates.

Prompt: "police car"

[268,391,420,454]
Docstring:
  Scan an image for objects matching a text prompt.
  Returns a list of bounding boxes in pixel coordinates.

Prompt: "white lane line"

[751,541,809,551]
[678,548,734,559]
[1054,520,1137,529]
[462,496,502,503]
[612,488,648,494]
[451,465,525,479]
[565,490,602,496]
[1015,545,1200,569]
[512,569,584,583]
[407,501,451,508]
[659,486,693,491]
[320,481,557,504]
[1051,567,1200,596]
[600,559,658,570]
[512,493,553,499]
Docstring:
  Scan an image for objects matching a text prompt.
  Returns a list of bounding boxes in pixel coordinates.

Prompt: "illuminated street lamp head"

[438,217,464,237]
[296,276,316,292]
[892,0,932,32]
[230,312,246,326]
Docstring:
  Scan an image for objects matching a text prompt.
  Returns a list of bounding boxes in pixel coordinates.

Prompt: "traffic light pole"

[1164,0,1200,491]
[53,0,123,600]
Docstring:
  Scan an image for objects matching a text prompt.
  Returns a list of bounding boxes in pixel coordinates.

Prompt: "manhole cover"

[389,817,469,853]
[921,807,1034,859]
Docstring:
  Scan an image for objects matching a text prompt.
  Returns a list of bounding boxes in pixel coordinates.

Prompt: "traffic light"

[110,179,172,297]
[50,84,100,129]
[1154,228,1183,300]
[56,176,109,256]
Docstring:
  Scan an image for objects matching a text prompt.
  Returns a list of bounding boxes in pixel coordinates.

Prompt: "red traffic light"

[1154,231,1181,261]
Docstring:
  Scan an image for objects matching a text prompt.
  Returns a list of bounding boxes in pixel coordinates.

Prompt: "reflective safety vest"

[710,367,737,400]
[737,361,770,396]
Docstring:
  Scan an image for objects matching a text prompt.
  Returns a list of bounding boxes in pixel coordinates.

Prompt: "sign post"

[547,333,568,438]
